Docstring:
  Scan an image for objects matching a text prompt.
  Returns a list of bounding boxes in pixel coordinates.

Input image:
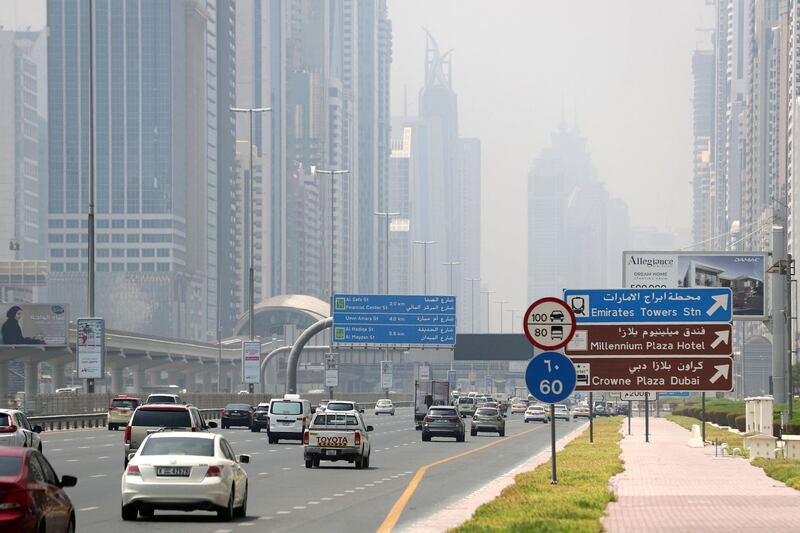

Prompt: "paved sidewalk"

[603,417,800,532]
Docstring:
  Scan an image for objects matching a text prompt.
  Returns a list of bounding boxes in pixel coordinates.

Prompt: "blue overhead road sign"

[333,294,456,346]
[563,288,733,324]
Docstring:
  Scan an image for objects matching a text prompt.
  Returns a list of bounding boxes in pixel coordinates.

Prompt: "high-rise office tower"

[691,49,715,248]
[0,30,47,264]
[46,0,232,340]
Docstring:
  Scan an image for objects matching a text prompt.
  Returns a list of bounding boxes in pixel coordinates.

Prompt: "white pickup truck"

[303,412,373,469]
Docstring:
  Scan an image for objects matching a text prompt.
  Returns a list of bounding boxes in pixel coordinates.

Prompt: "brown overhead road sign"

[571,356,733,392]
[565,324,733,357]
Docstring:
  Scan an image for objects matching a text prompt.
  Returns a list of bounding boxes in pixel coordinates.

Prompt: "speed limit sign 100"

[523,297,576,351]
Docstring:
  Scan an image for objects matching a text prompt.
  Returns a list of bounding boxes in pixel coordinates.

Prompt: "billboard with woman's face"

[0,304,69,346]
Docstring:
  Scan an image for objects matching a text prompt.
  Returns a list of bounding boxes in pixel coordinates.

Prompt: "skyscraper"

[46,0,232,340]
[0,30,47,263]
[691,49,715,248]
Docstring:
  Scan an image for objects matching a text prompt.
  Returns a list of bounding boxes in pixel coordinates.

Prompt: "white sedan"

[0,409,43,451]
[374,399,395,415]
[121,432,249,521]
[524,406,549,423]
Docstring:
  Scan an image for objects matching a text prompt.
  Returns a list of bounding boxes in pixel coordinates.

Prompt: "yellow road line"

[376,424,546,533]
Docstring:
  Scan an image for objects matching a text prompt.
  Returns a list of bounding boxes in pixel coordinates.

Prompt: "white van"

[267,394,312,444]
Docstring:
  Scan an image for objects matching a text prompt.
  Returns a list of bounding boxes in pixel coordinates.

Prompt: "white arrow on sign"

[710,330,730,349]
[709,364,730,384]
[706,294,729,316]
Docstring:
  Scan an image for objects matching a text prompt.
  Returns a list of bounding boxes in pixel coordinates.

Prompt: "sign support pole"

[645,396,650,443]
[329,386,333,400]
[589,392,594,444]
[701,392,706,444]
[628,400,632,435]
[550,403,557,485]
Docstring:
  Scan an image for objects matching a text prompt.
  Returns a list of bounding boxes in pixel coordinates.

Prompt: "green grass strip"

[666,415,744,451]
[452,417,624,533]
[752,458,800,490]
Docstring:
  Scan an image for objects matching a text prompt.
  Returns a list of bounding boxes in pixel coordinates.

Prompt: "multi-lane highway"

[40,407,582,532]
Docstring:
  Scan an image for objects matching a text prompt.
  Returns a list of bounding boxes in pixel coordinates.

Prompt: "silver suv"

[123,404,216,466]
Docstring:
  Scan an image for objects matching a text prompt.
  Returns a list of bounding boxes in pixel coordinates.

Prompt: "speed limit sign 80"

[523,297,576,351]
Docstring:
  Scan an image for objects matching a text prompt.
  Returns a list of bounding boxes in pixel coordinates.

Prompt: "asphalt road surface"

[39,407,582,532]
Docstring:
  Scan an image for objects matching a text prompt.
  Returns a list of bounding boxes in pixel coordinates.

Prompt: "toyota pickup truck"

[303,412,373,469]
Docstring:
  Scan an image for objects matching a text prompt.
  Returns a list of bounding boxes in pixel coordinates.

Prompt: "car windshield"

[225,404,251,411]
[477,408,498,416]
[313,414,359,426]
[111,399,138,409]
[271,401,302,415]
[326,402,356,411]
[141,437,215,456]
[0,456,22,477]
[148,395,177,403]
[132,409,191,427]
[429,408,456,416]
[459,397,474,404]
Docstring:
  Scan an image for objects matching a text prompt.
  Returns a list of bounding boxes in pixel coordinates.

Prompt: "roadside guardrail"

[29,403,413,431]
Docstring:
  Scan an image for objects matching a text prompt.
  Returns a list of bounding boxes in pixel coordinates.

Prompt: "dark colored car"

[221,403,254,429]
[615,403,629,416]
[0,447,77,533]
[251,403,269,432]
[422,406,465,442]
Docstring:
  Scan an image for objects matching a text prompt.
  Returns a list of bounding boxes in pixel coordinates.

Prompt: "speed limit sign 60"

[523,297,576,350]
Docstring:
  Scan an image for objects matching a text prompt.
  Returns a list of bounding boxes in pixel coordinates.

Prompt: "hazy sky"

[2,0,714,326]
[388,0,714,320]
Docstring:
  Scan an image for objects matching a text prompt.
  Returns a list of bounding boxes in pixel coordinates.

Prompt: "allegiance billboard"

[623,251,766,320]
[1,304,68,346]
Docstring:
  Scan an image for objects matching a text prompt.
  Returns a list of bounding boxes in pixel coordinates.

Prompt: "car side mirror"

[128,453,136,462]
[360,409,365,414]
[238,454,250,464]
[366,425,374,432]
[33,425,43,433]
[59,475,77,488]
[208,421,218,428]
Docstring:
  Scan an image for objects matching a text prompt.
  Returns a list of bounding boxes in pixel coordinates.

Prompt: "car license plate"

[156,466,191,477]
[324,449,337,456]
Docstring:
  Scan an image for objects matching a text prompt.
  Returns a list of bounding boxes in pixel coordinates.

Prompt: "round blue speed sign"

[525,352,577,404]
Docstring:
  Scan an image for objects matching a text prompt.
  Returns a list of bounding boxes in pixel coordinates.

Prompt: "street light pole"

[442,261,461,295]
[413,241,436,295]
[231,106,272,394]
[375,212,400,294]
[466,278,480,333]
[86,0,96,394]
[314,168,349,400]
[496,300,508,333]
[507,309,518,333]
[481,290,495,333]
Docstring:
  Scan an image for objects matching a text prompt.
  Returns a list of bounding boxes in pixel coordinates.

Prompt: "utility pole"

[231,106,272,394]
[413,241,436,295]
[466,278,480,333]
[375,212,400,294]
[769,226,788,405]
[507,309,518,334]
[481,290,495,333]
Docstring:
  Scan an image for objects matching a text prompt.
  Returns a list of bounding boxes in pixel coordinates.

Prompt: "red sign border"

[523,297,577,351]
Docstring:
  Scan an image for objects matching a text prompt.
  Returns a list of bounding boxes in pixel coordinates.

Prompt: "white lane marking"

[213,530,232,533]
[307,501,320,505]
[258,472,269,476]
[277,511,291,515]
[239,523,254,527]
[78,506,99,512]
[382,477,392,481]
[78,446,89,449]
[333,493,344,497]
[281,467,291,471]
[293,506,306,510]
[320,497,333,501]
[97,456,109,459]
[365,483,375,487]
[103,443,113,447]
[90,474,106,478]
[344,490,355,493]
[51,449,62,452]
[66,459,79,463]
[269,450,277,453]
[404,471,413,474]
[86,436,96,440]
[250,452,260,455]
[355,487,365,491]
[258,516,274,520]
[62,439,73,442]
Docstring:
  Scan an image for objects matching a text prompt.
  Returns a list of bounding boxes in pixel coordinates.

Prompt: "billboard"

[325,353,339,388]
[623,251,767,319]
[242,341,261,384]
[76,318,105,379]
[1,304,68,346]
[381,361,393,390]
